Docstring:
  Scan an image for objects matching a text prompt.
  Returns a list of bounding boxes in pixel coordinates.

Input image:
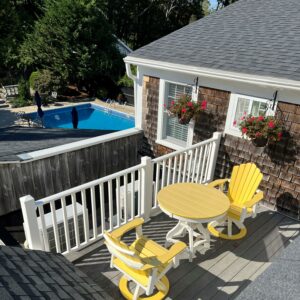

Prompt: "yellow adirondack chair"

[207,163,264,240]
[104,218,187,300]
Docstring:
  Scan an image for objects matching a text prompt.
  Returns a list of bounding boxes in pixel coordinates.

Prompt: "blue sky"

[210,0,218,9]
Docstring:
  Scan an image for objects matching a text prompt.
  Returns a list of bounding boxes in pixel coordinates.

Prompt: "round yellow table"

[157,183,230,261]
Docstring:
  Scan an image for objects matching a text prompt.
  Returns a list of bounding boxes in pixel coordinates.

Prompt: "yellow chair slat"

[208,163,263,240]
[113,257,150,286]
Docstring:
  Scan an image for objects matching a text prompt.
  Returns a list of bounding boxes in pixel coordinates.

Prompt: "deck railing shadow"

[74,208,300,299]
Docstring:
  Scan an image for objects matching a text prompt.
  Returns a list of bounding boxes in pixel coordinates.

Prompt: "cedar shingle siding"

[142,76,300,218]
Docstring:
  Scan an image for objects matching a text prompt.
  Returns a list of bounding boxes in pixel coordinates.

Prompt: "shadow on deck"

[74,207,300,300]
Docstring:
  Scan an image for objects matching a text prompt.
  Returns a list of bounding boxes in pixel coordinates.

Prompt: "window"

[157,81,195,149]
[225,93,276,137]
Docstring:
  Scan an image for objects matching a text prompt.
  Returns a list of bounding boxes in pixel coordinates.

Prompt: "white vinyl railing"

[152,132,222,209]
[20,132,222,255]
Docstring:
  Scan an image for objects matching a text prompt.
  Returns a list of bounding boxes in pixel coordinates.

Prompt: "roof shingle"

[128,0,300,82]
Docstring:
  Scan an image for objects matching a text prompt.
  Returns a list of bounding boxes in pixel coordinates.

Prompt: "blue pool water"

[26,103,135,131]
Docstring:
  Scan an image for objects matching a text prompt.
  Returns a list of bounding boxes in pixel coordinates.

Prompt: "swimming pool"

[26,103,135,131]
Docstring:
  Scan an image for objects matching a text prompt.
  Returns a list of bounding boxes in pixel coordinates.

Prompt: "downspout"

[125,62,140,129]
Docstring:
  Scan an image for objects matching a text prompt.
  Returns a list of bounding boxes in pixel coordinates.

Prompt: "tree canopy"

[20,0,123,92]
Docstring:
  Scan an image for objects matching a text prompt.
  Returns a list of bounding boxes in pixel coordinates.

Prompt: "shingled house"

[124,0,300,218]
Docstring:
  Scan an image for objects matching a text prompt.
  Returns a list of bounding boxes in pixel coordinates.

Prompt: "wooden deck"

[74,207,300,299]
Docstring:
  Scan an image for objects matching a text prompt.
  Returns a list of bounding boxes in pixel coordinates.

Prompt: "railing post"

[207,132,222,182]
[141,156,153,221]
[20,195,43,250]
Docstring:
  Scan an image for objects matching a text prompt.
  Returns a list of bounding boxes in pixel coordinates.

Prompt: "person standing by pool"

[71,107,79,129]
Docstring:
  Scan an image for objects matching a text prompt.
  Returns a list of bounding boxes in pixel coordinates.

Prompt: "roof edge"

[124,56,300,91]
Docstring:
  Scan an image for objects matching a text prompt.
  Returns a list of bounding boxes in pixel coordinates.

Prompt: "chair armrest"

[244,191,264,208]
[159,241,187,265]
[207,178,230,188]
[111,218,144,239]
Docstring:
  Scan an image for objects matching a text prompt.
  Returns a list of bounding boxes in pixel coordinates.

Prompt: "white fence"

[20,132,222,255]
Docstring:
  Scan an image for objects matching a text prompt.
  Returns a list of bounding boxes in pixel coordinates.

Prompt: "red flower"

[181,108,186,113]
[187,101,193,107]
[163,104,166,108]
[201,100,207,110]
[171,100,175,106]
[233,120,237,126]
[257,115,264,121]
[249,117,255,122]
[255,132,262,137]
[242,127,247,134]
[278,132,282,141]
[268,121,275,128]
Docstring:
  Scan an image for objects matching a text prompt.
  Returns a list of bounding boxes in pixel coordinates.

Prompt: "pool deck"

[74,206,300,300]
[0,99,134,128]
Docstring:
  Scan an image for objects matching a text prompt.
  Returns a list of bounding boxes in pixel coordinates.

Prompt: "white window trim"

[225,93,277,137]
[156,79,196,150]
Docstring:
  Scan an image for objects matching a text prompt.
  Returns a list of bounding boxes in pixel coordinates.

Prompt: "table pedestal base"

[165,221,211,261]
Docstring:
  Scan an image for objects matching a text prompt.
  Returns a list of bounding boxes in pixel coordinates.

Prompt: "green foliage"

[10,78,32,107]
[20,0,123,93]
[18,78,31,101]
[29,71,39,89]
[118,74,133,88]
[30,70,64,94]
[104,0,204,49]
[239,115,283,143]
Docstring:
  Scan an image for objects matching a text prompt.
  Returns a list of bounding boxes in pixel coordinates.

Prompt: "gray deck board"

[74,207,300,299]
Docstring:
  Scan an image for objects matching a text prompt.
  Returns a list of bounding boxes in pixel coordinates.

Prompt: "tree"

[216,0,238,10]
[104,0,204,49]
[20,0,123,93]
[0,0,43,81]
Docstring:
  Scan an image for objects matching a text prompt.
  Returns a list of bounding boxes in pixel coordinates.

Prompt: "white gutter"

[125,62,139,127]
[124,56,300,91]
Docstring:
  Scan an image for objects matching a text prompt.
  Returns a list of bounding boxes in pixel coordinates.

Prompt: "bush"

[29,71,39,89]
[29,69,64,94]
[117,74,133,88]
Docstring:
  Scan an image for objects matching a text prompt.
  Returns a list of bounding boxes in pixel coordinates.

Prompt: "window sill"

[155,139,185,151]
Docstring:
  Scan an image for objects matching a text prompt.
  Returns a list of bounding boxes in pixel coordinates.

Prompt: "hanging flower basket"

[252,137,268,147]
[166,94,207,125]
[239,115,283,147]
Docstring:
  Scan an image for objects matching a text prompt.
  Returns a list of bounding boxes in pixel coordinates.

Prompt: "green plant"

[17,78,30,100]
[117,74,133,88]
[30,69,63,94]
[168,94,207,124]
[29,71,39,89]
[239,115,283,143]
[10,97,32,108]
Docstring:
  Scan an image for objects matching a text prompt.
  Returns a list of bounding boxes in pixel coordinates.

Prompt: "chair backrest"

[104,232,144,269]
[228,163,263,206]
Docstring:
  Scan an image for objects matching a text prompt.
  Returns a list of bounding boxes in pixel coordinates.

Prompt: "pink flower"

[163,104,166,108]
[249,117,255,122]
[257,116,264,121]
[233,120,237,126]
[187,101,193,107]
[171,100,175,106]
[241,116,245,120]
[242,127,247,134]
[243,111,247,115]
[181,108,186,113]
[268,121,275,128]
[255,132,262,137]
[201,100,207,110]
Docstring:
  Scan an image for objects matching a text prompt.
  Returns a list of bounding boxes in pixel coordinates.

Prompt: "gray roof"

[236,233,300,299]
[128,0,300,82]
[0,127,115,162]
[0,246,113,299]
